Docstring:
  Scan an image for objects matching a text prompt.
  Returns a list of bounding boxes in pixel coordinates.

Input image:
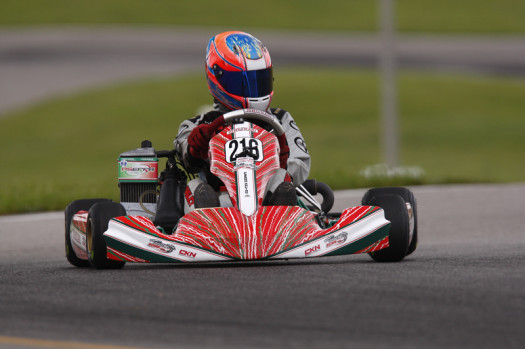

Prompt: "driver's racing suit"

[174,103,311,213]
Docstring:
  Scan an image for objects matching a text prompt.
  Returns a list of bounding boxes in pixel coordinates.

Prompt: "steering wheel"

[206,109,287,164]
[207,108,285,136]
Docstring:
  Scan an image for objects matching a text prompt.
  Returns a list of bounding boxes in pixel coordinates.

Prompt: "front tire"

[362,187,418,256]
[86,201,126,269]
[65,198,111,268]
[362,190,411,262]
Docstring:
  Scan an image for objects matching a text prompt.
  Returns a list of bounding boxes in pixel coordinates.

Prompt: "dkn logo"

[305,244,320,256]
[179,249,196,258]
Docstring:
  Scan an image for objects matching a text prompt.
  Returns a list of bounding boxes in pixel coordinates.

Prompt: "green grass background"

[1,0,525,33]
[0,0,524,213]
[1,69,524,214]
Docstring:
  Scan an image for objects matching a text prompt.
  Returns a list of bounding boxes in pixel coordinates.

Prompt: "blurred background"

[0,0,524,214]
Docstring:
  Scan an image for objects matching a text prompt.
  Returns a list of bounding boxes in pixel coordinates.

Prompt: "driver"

[174,31,311,213]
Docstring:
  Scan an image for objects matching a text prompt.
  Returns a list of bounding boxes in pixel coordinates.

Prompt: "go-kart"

[65,109,418,269]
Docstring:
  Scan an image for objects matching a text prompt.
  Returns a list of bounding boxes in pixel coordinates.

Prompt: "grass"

[0,0,524,33]
[1,69,524,214]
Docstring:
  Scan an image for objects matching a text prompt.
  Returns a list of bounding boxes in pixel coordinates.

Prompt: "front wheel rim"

[86,218,93,256]
[406,202,414,246]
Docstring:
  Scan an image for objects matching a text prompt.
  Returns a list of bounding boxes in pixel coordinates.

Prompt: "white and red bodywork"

[69,120,391,263]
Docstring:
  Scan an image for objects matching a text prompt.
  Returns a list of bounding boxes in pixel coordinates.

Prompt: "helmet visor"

[216,67,273,98]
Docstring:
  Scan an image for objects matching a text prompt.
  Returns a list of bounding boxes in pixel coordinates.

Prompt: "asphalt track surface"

[0,28,524,348]
[1,184,524,349]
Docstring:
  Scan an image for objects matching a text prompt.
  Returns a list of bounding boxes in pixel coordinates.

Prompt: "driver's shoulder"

[270,107,290,121]
[189,110,223,125]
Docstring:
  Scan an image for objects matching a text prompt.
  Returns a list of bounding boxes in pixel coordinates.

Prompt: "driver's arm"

[174,111,222,173]
[273,109,311,186]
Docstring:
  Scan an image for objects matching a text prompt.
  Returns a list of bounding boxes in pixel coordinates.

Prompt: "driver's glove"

[188,123,214,159]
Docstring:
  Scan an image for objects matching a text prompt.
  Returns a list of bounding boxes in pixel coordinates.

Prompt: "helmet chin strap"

[246,96,272,112]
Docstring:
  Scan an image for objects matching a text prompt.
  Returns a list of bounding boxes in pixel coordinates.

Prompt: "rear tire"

[362,192,410,262]
[86,201,126,269]
[302,179,335,213]
[65,198,111,268]
[362,187,418,256]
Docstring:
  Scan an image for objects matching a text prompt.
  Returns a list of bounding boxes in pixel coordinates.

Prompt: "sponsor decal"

[148,239,176,253]
[289,120,299,131]
[227,127,259,135]
[119,162,155,175]
[179,249,197,258]
[244,108,271,117]
[243,172,250,196]
[324,232,348,249]
[234,157,257,170]
[118,160,158,181]
[72,232,86,249]
[294,137,309,154]
[305,244,320,256]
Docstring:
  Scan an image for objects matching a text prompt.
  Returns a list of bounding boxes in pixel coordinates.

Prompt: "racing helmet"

[205,31,273,111]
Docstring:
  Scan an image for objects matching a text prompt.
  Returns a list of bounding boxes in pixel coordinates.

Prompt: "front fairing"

[102,205,389,262]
